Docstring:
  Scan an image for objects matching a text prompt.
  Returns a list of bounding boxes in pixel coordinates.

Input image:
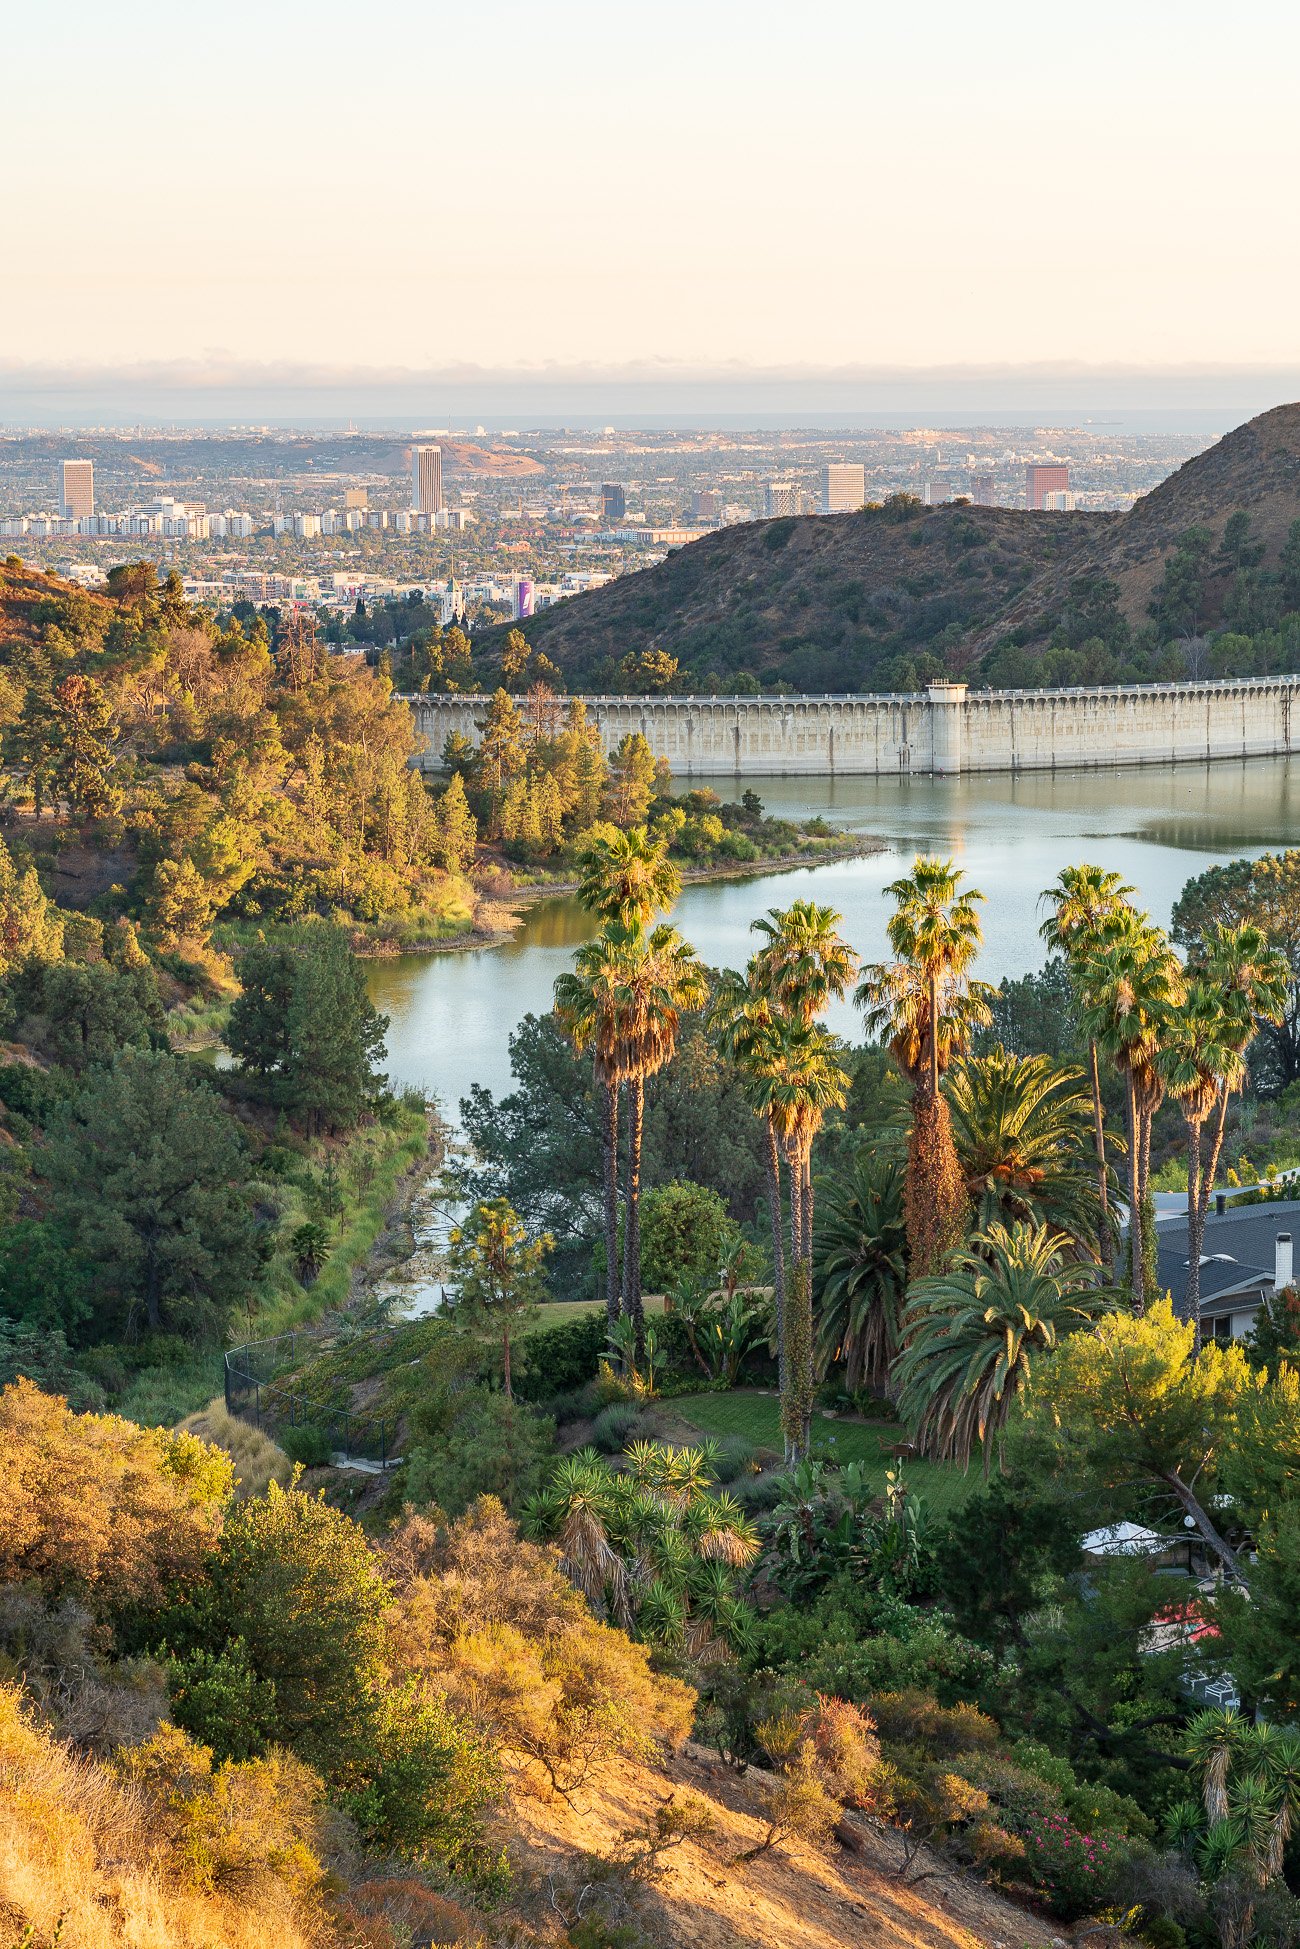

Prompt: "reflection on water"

[372,756,1300,1119]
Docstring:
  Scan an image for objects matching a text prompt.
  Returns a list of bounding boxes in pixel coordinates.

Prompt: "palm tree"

[1076,916,1184,1307]
[711,967,792,1390]
[575,824,680,928]
[750,899,859,1027]
[767,1022,849,1457]
[895,1219,1114,1469]
[611,922,708,1358]
[858,857,993,1277]
[1039,865,1137,1272]
[1161,984,1247,1347]
[554,923,639,1330]
[946,1045,1111,1252]
[812,1150,906,1394]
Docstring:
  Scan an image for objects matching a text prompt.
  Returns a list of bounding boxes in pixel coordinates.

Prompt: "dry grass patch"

[179,1397,293,1499]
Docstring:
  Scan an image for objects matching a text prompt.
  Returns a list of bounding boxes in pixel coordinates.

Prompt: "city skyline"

[5,0,1299,384]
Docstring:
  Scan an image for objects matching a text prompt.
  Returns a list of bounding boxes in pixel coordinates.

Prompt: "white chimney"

[1277,1233,1294,1293]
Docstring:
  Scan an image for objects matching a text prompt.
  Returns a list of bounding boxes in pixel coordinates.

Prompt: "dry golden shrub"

[179,1397,294,1499]
[0,1684,341,1948]
[384,1497,695,1799]
[0,1379,232,1612]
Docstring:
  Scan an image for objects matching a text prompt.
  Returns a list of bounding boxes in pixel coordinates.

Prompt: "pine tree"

[434,772,477,875]
[477,689,526,837]
[536,772,564,853]
[604,733,657,827]
[282,928,388,1136]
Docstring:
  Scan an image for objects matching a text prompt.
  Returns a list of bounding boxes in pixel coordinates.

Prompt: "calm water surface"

[371,757,1300,1116]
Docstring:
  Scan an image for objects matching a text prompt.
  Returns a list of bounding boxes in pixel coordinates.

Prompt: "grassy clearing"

[670,1388,980,1518]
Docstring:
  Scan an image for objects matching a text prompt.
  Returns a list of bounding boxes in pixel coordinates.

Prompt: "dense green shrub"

[591,1402,641,1453]
[280,1422,333,1468]
[512,1310,606,1402]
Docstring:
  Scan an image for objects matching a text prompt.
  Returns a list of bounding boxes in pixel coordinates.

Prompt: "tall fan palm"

[1162,926,1286,1347]
[750,899,859,1027]
[812,1150,906,1393]
[611,922,708,1358]
[554,923,639,1329]
[946,1045,1110,1252]
[711,967,793,1390]
[858,856,993,1276]
[575,824,680,928]
[1161,984,1248,1347]
[895,1219,1114,1470]
[766,1022,849,1456]
[1076,917,1184,1307]
[1039,864,1137,1271]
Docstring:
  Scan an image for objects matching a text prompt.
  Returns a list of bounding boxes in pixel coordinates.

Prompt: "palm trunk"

[784,1154,806,1463]
[1184,1114,1204,1355]
[1126,1070,1144,1310]
[928,968,940,1102]
[623,1072,646,1363]
[600,1071,620,1329]
[764,1117,787,1397]
[1200,1085,1233,1231]
[800,1149,814,1455]
[1089,1039,1113,1275]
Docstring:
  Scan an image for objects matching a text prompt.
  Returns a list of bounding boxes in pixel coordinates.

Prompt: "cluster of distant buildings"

[0,447,475,544]
[760,460,1075,518]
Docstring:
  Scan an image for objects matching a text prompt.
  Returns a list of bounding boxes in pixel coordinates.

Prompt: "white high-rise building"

[821,462,865,513]
[412,444,444,515]
[763,480,801,518]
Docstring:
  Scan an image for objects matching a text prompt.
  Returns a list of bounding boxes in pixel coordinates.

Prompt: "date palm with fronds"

[946,1044,1113,1253]
[895,1219,1114,1470]
[812,1149,906,1394]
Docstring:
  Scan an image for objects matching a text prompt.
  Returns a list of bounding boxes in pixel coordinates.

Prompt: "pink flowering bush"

[1014,1806,1120,1918]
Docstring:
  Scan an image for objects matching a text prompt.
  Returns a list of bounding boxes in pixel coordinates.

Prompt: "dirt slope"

[509,1742,1060,1949]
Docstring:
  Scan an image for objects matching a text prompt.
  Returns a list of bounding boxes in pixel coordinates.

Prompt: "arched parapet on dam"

[402,675,1300,779]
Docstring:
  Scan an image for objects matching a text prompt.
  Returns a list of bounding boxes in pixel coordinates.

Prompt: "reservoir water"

[371,756,1300,1117]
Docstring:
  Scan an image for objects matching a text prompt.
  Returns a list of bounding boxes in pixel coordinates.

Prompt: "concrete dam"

[406,677,1300,778]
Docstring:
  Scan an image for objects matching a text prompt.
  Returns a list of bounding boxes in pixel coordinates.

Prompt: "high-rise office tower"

[971,473,997,506]
[411,445,444,515]
[821,462,866,513]
[690,488,720,521]
[60,460,94,520]
[344,486,369,511]
[763,480,801,517]
[1025,462,1070,510]
[601,483,626,525]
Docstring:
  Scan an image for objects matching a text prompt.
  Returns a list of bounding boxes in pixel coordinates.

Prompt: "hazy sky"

[6,0,1299,378]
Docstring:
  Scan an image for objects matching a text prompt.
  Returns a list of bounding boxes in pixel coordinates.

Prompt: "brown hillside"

[976,401,1300,649]
[0,561,111,650]
[510,500,1111,689]
[504,402,1300,686]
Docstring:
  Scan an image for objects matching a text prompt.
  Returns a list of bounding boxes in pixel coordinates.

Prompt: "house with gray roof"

[1155,1198,1298,1341]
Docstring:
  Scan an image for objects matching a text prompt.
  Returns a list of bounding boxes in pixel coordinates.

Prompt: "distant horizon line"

[1,359,1297,438]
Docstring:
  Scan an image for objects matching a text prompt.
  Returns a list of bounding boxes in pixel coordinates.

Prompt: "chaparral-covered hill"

[492,404,1300,693]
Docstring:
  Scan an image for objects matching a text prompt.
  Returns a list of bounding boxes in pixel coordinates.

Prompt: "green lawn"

[670,1388,981,1518]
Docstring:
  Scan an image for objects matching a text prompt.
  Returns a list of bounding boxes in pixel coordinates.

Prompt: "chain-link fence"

[224,1331,398,1468]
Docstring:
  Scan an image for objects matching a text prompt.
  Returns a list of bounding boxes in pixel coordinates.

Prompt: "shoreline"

[359,832,884,958]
